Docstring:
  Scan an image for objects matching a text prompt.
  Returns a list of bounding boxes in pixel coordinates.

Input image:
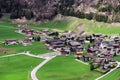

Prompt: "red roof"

[76,52,83,55]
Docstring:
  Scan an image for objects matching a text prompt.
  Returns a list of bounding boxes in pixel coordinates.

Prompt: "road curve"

[31,56,56,80]
[95,62,120,80]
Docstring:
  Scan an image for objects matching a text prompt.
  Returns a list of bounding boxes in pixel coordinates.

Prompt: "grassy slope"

[1,15,120,80]
[37,55,101,80]
[0,15,52,55]
[0,42,52,55]
[0,23,25,41]
[29,16,120,34]
[0,15,24,41]
[100,69,120,80]
[0,55,43,80]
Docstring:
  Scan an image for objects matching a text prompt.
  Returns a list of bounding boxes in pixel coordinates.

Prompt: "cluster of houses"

[44,32,120,72]
[3,26,120,73]
[3,28,59,46]
[3,39,31,46]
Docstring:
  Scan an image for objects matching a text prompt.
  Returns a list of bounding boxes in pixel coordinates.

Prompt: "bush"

[85,12,94,20]
[95,14,108,22]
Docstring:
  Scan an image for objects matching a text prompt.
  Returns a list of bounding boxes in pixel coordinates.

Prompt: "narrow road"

[0,51,60,80]
[31,56,56,80]
[30,51,61,80]
[95,62,120,80]
[0,53,24,59]
[75,59,89,65]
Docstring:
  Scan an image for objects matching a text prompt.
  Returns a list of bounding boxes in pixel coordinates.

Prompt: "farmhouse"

[83,53,93,61]
[4,39,18,45]
[75,52,83,59]
[21,40,31,46]
[61,47,71,56]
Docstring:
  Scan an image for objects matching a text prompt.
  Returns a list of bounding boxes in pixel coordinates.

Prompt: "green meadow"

[114,56,120,61]
[100,69,120,80]
[0,15,120,80]
[0,42,52,55]
[37,55,101,80]
[29,16,120,34]
[0,55,43,80]
[0,23,25,41]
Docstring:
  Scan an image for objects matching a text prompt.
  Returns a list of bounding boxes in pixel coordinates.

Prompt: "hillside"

[0,0,120,22]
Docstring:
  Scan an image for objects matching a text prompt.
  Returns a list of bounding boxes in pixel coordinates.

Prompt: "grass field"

[100,68,120,80]
[0,42,52,55]
[0,55,43,80]
[37,55,101,80]
[0,15,25,41]
[0,15,120,80]
[114,56,120,61]
[29,16,120,34]
[0,23,25,41]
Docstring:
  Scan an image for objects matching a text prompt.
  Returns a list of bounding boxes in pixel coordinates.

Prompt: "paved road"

[30,52,61,80]
[95,61,120,80]
[24,51,60,80]
[75,59,89,65]
[1,52,120,80]
[31,56,56,80]
[0,52,60,80]
[38,51,61,59]
[0,53,24,59]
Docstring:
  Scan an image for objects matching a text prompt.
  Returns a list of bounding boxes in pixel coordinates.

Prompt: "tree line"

[0,0,120,22]
[57,0,109,23]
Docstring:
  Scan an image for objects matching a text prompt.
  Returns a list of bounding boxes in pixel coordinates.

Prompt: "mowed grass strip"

[0,55,43,80]
[100,69,120,80]
[37,55,101,80]
[0,42,52,55]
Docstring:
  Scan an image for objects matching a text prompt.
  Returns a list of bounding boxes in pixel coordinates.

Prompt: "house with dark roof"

[4,39,18,45]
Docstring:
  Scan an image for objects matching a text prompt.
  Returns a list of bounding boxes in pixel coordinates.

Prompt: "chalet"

[46,40,65,46]
[48,32,59,36]
[97,53,106,58]
[103,63,111,69]
[21,29,35,36]
[52,44,65,49]
[18,28,23,33]
[61,47,71,56]
[93,33,102,38]
[69,41,81,47]
[21,40,31,46]
[41,29,49,34]
[87,48,97,53]
[100,40,110,49]
[76,37,85,43]
[117,49,120,55]
[83,53,93,61]
[27,35,34,41]
[40,36,48,41]
[53,36,60,40]
[109,36,119,41]
[76,46,84,52]
[114,37,120,42]
[113,43,119,49]
[4,39,18,45]
[75,52,83,59]
[93,59,103,64]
